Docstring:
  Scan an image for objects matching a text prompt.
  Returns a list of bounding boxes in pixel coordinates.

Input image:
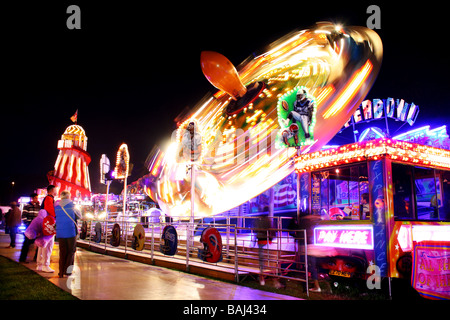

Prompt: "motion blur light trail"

[143,22,383,219]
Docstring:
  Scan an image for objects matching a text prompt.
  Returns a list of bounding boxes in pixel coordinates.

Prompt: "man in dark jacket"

[19,193,40,262]
[5,202,22,248]
[22,193,40,226]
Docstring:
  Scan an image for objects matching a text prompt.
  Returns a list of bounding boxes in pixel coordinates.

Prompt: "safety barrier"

[76,217,309,296]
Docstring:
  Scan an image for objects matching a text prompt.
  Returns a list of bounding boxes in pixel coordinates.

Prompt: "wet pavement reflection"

[1,232,299,300]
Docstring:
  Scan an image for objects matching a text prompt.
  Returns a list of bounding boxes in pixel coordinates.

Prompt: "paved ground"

[0,230,300,300]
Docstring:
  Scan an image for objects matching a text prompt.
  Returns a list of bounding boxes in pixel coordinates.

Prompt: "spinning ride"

[144,22,383,219]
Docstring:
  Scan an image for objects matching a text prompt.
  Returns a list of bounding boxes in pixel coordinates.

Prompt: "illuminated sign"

[100,154,110,184]
[393,125,450,150]
[397,224,412,252]
[343,98,419,128]
[412,241,450,300]
[358,127,385,142]
[295,138,450,173]
[18,197,31,204]
[412,225,450,243]
[314,225,374,250]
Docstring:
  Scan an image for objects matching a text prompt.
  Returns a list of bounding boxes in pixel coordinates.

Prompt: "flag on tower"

[70,109,78,123]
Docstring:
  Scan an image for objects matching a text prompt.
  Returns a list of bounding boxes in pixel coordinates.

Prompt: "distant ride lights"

[114,143,130,180]
[113,143,130,219]
[100,154,112,218]
[47,124,91,199]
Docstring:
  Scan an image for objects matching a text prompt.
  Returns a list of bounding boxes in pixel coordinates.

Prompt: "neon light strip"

[323,61,373,119]
[76,157,82,184]
[315,85,335,107]
[412,225,450,243]
[67,153,75,182]
[59,154,69,179]
[114,143,130,179]
[295,138,450,172]
[393,125,431,140]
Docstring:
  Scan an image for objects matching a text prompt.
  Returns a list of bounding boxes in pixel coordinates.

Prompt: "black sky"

[1,1,449,204]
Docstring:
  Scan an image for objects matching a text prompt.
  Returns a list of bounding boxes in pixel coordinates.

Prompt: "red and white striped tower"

[47,124,91,199]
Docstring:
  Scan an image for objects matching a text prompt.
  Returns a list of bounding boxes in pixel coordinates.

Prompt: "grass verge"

[0,256,79,300]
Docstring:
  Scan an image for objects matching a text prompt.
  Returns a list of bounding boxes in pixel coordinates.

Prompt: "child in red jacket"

[36,185,57,273]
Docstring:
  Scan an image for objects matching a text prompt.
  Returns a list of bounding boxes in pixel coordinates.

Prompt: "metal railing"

[77,217,309,296]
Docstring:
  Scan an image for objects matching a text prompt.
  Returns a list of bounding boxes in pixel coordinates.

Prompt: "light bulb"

[200,51,247,100]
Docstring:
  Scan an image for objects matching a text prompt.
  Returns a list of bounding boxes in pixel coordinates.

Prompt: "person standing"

[19,193,41,262]
[55,191,81,278]
[254,210,274,285]
[360,193,370,220]
[5,202,22,248]
[22,193,40,226]
[299,214,322,292]
[0,208,3,229]
[36,185,57,273]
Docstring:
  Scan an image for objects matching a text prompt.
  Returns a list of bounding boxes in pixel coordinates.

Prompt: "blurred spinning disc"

[132,224,146,251]
[110,223,121,247]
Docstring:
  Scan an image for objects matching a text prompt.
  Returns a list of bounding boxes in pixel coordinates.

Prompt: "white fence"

[77,216,309,295]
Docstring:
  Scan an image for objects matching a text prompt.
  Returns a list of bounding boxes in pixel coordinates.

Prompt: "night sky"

[1,1,449,204]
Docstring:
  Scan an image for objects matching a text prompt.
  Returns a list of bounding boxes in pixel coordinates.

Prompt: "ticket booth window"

[392,163,414,220]
[436,169,450,221]
[393,163,450,221]
[414,166,438,220]
[311,163,369,220]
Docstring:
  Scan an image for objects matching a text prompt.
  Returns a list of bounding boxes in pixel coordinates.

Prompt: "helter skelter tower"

[47,124,92,199]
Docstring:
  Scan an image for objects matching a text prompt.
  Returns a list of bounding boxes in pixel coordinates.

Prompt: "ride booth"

[295,137,450,299]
